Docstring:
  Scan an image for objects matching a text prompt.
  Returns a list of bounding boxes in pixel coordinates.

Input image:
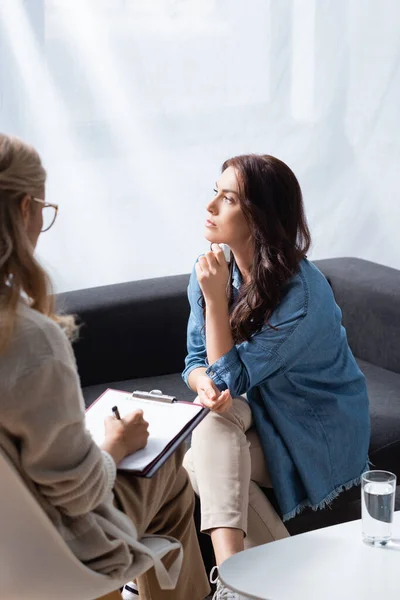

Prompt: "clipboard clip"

[131,389,177,404]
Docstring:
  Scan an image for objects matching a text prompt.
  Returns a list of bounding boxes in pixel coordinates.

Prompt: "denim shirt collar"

[231,261,242,291]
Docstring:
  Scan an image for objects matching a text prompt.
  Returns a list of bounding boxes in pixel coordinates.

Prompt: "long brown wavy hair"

[0,133,76,354]
[206,154,311,344]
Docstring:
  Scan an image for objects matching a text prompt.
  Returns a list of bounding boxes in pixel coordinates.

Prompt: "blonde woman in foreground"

[0,133,210,600]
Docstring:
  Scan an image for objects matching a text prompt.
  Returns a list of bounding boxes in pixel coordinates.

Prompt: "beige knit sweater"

[0,302,178,584]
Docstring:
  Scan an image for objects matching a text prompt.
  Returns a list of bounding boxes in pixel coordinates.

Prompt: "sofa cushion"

[82,372,196,409]
[357,358,400,477]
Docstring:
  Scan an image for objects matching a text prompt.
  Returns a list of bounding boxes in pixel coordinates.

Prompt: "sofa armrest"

[314,258,400,374]
[56,274,190,387]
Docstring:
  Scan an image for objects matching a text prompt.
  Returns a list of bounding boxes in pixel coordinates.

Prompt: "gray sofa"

[57,257,400,560]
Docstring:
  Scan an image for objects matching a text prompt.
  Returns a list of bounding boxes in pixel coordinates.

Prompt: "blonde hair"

[0,133,76,353]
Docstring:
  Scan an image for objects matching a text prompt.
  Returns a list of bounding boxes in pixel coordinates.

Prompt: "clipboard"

[86,388,209,477]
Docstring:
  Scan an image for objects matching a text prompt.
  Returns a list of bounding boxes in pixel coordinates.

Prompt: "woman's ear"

[19,194,31,228]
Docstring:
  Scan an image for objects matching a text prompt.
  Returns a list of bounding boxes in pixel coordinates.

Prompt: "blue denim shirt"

[182,258,370,520]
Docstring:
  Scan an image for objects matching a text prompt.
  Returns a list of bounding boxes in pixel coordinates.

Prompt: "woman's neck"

[231,242,254,284]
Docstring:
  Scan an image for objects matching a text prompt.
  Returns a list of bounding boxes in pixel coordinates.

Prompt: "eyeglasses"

[32,197,59,232]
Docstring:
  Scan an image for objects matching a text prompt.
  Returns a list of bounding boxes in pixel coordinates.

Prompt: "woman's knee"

[183,447,200,495]
[175,465,196,518]
[183,447,194,475]
[191,396,252,446]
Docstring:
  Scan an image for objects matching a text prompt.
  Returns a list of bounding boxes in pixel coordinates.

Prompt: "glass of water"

[362,470,396,545]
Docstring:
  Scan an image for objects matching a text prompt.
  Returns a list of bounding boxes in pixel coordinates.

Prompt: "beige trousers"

[114,445,210,600]
[184,397,289,549]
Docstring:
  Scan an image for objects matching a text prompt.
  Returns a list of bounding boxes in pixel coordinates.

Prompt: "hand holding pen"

[100,404,149,464]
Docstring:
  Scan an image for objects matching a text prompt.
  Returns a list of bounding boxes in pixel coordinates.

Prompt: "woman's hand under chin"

[196,244,230,305]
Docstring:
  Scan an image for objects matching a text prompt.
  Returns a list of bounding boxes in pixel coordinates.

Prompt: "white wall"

[1,0,399,292]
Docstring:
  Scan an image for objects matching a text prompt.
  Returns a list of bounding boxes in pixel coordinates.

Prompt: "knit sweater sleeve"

[2,324,116,518]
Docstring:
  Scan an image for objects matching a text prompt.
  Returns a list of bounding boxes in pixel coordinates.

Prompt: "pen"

[112,405,121,420]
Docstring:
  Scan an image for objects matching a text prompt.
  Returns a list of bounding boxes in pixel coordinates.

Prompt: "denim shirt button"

[209,370,215,377]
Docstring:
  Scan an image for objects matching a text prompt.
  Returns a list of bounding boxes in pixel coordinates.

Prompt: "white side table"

[219,512,400,600]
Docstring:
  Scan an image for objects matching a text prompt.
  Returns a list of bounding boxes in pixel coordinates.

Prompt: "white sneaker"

[210,566,251,600]
[121,581,139,599]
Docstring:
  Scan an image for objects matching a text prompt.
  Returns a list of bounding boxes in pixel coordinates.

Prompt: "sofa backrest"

[315,258,400,374]
[57,257,400,388]
[56,274,190,387]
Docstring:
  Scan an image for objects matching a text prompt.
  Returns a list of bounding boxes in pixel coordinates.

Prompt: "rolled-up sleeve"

[182,263,209,387]
[204,338,284,397]
[203,301,307,396]
[182,312,208,386]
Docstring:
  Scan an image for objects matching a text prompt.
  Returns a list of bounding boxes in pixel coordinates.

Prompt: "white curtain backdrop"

[1,0,399,292]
